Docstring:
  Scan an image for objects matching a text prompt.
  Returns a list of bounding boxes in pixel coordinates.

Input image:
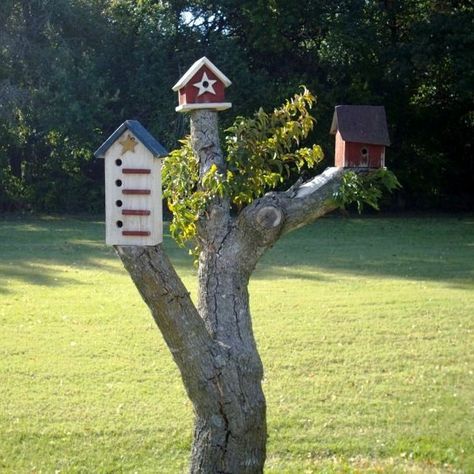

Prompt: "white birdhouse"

[94,120,167,246]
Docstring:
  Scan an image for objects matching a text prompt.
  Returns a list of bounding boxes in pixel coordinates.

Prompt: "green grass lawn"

[1,214,473,473]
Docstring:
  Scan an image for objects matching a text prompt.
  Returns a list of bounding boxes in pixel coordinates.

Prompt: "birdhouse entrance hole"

[360,147,369,167]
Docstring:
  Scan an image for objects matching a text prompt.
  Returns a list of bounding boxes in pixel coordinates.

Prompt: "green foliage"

[0,0,472,212]
[223,87,324,205]
[333,169,401,213]
[0,0,113,212]
[0,162,33,211]
[162,88,324,247]
[162,138,204,247]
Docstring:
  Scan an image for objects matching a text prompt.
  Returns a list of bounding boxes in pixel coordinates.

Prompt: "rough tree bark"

[116,110,346,473]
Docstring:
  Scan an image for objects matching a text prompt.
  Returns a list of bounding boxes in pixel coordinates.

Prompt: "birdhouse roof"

[94,120,167,159]
[172,57,232,91]
[330,105,390,146]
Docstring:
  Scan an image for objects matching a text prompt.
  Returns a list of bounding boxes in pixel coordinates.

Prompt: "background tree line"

[0,0,472,213]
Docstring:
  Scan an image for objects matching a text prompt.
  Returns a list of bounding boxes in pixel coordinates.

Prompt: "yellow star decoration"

[119,134,137,154]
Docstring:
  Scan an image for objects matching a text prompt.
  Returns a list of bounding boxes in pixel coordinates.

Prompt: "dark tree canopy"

[0,0,473,211]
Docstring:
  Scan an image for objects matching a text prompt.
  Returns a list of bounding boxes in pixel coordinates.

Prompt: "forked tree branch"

[236,167,345,249]
[201,167,347,284]
[115,163,347,474]
[115,245,221,406]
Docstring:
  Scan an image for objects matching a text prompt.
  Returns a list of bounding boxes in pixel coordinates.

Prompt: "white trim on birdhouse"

[175,102,232,112]
[172,57,232,91]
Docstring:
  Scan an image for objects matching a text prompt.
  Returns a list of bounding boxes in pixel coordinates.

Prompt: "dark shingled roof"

[94,120,168,159]
[330,105,390,146]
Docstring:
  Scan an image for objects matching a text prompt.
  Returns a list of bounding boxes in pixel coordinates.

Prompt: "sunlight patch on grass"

[0,215,473,472]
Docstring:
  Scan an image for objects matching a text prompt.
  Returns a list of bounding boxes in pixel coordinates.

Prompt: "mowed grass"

[0,215,473,473]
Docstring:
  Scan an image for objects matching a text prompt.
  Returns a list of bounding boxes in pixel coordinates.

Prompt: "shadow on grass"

[1,215,473,292]
[0,215,193,294]
[254,215,474,288]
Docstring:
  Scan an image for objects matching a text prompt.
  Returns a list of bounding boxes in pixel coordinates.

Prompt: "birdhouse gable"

[173,57,232,112]
[94,120,167,159]
[172,57,232,91]
[330,105,390,146]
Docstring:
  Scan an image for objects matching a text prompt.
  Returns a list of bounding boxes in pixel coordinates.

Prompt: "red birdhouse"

[330,105,390,168]
[172,57,232,112]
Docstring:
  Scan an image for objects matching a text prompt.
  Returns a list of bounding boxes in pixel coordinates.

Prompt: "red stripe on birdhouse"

[122,168,151,174]
[122,189,151,195]
[122,230,151,236]
[122,209,151,216]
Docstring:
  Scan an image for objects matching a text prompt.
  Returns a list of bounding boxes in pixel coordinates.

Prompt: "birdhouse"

[330,105,390,168]
[94,120,167,246]
[172,57,232,112]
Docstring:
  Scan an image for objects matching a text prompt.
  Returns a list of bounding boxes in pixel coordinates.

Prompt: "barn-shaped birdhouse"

[172,57,232,112]
[94,120,167,246]
[330,105,390,168]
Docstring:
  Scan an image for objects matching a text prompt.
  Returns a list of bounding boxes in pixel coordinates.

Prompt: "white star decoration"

[193,72,217,96]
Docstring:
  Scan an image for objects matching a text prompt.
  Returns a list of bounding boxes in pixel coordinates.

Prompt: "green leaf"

[163,88,326,250]
[333,169,401,213]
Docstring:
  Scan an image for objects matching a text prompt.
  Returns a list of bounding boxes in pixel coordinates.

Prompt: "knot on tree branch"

[256,205,283,230]
[236,200,285,251]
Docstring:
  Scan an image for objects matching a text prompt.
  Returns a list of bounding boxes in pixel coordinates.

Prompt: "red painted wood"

[122,189,151,195]
[179,65,226,106]
[122,209,151,216]
[122,231,151,236]
[122,168,151,174]
[344,142,385,168]
[335,139,385,168]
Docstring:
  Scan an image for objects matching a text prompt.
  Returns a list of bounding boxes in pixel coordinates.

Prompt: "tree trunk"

[193,270,267,471]
[115,109,347,473]
[115,244,265,473]
[117,246,267,473]
[189,110,267,472]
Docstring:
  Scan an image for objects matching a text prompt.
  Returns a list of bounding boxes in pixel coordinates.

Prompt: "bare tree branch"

[235,167,345,253]
[115,245,218,398]
[280,166,345,234]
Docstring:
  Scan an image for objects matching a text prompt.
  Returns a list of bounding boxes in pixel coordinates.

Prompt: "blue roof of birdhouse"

[94,120,168,159]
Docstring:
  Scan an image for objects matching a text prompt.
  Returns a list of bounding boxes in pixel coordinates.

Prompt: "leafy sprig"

[333,168,401,213]
[163,87,324,248]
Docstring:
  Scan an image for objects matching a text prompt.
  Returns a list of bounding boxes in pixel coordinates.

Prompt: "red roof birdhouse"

[172,57,232,112]
[330,105,390,168]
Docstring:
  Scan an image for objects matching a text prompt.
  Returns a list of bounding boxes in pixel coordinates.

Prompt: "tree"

[114,90,398,472]
[2,0,470,212]
[180,0,473,209]
[0,0,115,211]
